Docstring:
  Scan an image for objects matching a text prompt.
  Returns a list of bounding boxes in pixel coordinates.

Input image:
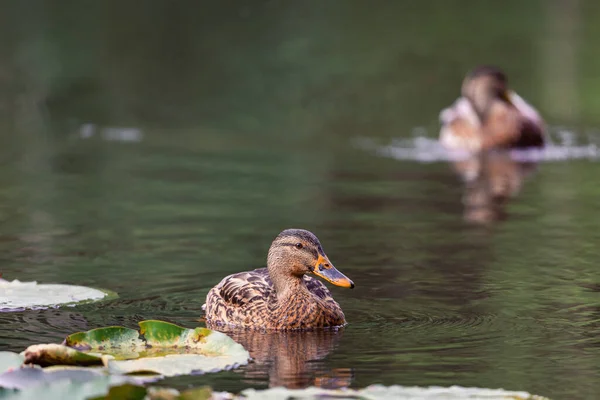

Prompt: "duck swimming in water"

[203,229,354,331]
[439,65,546,153]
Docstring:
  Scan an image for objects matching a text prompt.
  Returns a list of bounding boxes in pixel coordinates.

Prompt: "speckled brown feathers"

[204,268,345,330]
[202,229,353,331]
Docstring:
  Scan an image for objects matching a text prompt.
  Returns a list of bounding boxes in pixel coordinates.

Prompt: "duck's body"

[204,268,346,330]
[203,229,354,331]
[439,66,545,153]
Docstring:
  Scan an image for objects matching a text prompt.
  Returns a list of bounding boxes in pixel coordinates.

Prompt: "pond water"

[1,1,599,399]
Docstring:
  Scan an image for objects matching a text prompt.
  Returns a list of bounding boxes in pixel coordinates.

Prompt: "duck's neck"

[270,271,310,302]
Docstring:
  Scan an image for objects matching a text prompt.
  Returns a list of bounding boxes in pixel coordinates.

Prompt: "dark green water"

[1,1,600,399]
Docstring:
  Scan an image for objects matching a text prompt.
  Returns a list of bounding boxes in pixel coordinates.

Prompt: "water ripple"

[354,125,600,163]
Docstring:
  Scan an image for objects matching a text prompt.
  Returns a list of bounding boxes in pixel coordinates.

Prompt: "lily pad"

[0,369,132,400]
[0,352,24,374]
[238,385,550,400]
[0,366,110,390]
[65,327,144,357]
[90,383,148,400]
[0,279,115,312]
[0,380,217,400]
[22,320,250,378]
[22,344,105,367]
[0,381,552,400]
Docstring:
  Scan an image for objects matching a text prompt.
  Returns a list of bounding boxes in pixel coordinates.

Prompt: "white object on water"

[0,279,108,311]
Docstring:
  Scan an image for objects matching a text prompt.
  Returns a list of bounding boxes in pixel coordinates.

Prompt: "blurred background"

[0,1,599,399]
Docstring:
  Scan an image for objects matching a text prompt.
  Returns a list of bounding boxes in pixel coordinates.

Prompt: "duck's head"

[267,229,354,289]
[461,65,513,120]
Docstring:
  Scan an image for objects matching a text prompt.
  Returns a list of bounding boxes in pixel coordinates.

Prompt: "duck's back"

[439,95,545,152]
[203,268,346,330]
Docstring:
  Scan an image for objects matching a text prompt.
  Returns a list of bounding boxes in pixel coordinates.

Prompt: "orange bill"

[312,254,354,288]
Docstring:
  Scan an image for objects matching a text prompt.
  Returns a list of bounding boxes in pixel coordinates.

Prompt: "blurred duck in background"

[439,65,546,153]
[439,66,545,224]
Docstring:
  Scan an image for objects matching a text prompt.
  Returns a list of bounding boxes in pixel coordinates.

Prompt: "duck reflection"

[450,151,538,224]
[210,325,352,389]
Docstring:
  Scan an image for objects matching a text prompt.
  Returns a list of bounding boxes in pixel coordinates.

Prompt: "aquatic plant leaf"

[0,352,24,374]
[65,327,144,353]
[0,366,107,390]
[0,279,115,312]
[89,383,148,400]
[106,322,250,376]
[138,320,213,348]
[21,344,105,367]
[238,385,550,400]
[1,380,550,400]
[106,352,244,377]
[0,369,132,400]
[176,386,214,400]
[23,321,250,378]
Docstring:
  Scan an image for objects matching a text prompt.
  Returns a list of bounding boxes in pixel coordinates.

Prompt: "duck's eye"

[295,243,303,249]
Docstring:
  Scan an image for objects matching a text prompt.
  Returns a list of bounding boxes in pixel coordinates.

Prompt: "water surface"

[1,2,599,399]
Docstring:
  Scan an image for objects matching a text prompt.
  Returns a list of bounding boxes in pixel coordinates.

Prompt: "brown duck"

[439,65,546,152]
[203,229,354,331]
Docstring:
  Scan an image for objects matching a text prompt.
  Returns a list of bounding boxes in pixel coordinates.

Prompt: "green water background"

[0,1,599,399]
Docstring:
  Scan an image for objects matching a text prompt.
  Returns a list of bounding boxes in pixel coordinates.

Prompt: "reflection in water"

[210,326,351,389]
[450,151,538,224]
[78,123,143,142]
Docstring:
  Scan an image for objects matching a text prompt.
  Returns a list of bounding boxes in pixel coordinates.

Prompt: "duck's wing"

[439,97,482,152]
[217,271,333,304]
[217,268,272,307]
[508,91,545,128]
[203,268,273,327]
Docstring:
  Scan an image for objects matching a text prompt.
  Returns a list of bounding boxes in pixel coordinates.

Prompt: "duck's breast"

[439,97,483,152]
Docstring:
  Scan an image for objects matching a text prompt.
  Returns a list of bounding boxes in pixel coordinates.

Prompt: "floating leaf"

[0,371,131,400]
[0,352,24,374]
[176,386,214,400]
[0,280,116,312]
[89,383,148,400]
[65,326,144,357]
[0,379,551,400]
[238,385,550,400]
[106,352,244,377]
[23,321,250,378]
[0,366,108,390]
[139,320,212,348]
[21,344,104,367]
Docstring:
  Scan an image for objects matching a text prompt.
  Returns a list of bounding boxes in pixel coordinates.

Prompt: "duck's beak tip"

[313,254,355,289]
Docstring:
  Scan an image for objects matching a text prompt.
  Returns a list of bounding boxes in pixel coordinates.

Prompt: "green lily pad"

[0,352,24,374]
[65,327,144,356]
[139,320,213,348]
[175,386,214,400]
[22,320,249,378]
[89,383,148,400]
[0,279,116,312]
